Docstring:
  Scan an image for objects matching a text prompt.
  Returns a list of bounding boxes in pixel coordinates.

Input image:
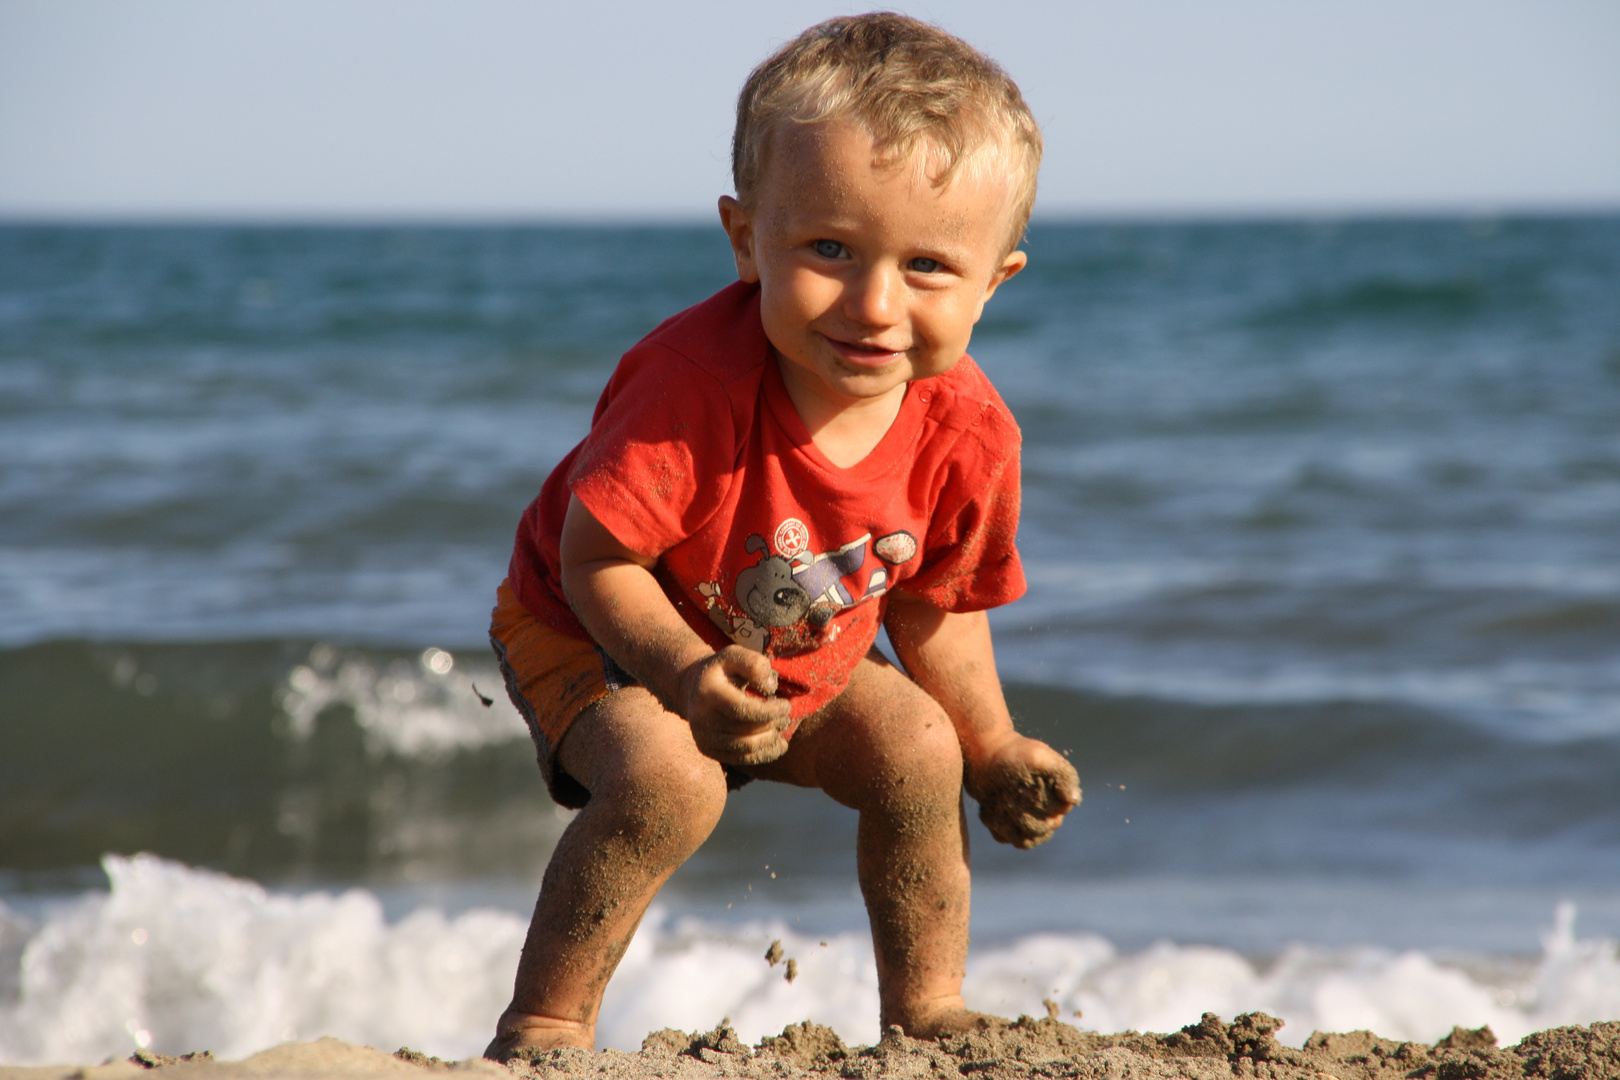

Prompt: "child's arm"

[884,591,1081,849]
[559,494,793,765]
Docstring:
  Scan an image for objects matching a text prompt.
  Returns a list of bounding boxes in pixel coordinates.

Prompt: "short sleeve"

[567,342,737,557]
[901,402,1026,612]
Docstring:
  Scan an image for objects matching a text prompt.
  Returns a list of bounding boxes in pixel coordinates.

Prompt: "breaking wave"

[2,856,1617,1065]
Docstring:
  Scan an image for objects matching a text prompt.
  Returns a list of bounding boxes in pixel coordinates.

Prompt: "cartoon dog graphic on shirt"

[698,524,919,655]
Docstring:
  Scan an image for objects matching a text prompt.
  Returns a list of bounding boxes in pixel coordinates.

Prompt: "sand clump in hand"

[7,1016,1619,1080]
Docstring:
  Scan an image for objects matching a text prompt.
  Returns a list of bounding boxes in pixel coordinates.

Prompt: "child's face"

[719,120,1027,416]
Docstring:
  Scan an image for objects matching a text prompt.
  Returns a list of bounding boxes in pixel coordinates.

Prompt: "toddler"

[488,12,1081,1056]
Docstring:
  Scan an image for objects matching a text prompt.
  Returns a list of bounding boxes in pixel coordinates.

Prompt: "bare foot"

[965,736,1081,849]
[903,1007,1010,1041]
[483,1010,593,1061]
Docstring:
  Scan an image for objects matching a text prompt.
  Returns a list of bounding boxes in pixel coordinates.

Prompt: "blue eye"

[813,239,845,258]
[910,257,941,273]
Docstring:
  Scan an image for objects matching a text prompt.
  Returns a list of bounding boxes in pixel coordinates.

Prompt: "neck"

[775,358,907,469]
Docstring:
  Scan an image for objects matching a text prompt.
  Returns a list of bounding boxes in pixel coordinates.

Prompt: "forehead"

[757,119,1018,245]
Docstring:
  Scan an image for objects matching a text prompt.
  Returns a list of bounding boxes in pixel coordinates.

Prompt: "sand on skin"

[5,1014,1619,1080]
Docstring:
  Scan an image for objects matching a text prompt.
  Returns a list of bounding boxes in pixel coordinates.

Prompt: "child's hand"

[677,646,793,766]
[964,734,1081,850]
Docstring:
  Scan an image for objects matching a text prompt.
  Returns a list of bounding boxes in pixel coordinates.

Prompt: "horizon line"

[4,202,1619,230]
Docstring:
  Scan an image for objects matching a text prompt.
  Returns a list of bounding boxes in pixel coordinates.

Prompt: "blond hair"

[732,12,1042,250]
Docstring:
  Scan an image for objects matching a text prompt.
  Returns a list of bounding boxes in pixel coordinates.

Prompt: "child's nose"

[842,264,901,327]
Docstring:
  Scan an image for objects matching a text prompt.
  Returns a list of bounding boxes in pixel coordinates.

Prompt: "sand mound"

[503,1014,1620,1080]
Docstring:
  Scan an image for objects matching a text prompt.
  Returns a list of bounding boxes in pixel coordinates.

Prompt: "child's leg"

[490,686,730,1055]
[746,653,982,1036]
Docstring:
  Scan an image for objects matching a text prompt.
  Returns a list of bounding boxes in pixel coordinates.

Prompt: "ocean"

[2,218,1618,1063]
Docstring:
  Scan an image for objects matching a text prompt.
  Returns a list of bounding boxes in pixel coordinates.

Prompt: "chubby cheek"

[920,298,979,360]
[757,293,820,364]
[762,271,835,336]
[760,287,810,341]
[780,264,840,315]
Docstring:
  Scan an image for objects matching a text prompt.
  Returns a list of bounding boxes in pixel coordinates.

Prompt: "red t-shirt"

[508,280,1025,720]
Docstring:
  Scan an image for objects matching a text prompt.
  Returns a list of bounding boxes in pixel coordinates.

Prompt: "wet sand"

[5,1014,1617,1080]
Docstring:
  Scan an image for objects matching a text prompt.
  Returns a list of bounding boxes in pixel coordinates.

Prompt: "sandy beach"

[4,1015,1617,1080]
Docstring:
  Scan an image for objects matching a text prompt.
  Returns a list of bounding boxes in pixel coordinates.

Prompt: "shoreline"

[4,1015,1617,1080]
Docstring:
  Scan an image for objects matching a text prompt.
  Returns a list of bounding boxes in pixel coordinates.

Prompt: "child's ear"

[990,249,1027,291]
[718,196,761,284]
[975,249,1028,313]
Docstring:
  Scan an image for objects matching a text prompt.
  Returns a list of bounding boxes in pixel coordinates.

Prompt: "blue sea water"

[2,219,1619,1061]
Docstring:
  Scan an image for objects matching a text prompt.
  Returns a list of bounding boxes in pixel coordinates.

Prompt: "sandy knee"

[560,691,729,856]
[595,743,728,854]
[823,693,964,817]
[871,699,962,792]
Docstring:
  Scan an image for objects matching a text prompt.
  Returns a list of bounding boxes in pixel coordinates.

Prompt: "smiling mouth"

[822,334,907,369]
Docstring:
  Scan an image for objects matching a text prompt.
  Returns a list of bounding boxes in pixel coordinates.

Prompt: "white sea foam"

[276,644,525,759]
[0,856,521,1065]
[3,857,1618,1066]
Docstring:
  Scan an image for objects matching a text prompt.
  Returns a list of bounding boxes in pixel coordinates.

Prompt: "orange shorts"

[488,578,751,808]
[488,579,634,808]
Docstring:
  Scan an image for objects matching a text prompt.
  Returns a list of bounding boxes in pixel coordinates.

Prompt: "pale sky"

[1,0,1617,222]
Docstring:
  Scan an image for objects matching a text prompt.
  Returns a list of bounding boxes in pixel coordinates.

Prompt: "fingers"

[977,784,1068,849]
[680,649,786,717]
[681,649,792,766]
[712,645,780,698]
[691,723,789,766]
[703,650,791,729]
[707,728,790,767]
[1035,757,1083,814]
[980,810,1056,850]
[969,739,1083,849]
